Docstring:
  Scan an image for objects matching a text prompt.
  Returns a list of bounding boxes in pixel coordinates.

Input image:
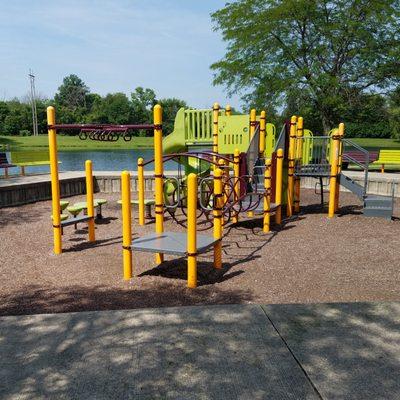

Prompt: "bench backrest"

[344,150,379,163]
[0,152,10,165]
[11,150,50,164]
[378,149,400,162]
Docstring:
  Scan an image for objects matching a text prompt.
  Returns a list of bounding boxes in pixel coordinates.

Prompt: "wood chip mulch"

[0,189,399,316]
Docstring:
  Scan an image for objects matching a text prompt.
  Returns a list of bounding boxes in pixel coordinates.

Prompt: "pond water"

[4,150,179,175]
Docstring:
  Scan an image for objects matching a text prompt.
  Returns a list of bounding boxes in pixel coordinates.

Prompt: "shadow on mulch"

[0,283,253,317]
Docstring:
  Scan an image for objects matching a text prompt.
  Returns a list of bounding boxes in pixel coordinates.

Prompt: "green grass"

[0,135,154,151]
[349,138,400,151]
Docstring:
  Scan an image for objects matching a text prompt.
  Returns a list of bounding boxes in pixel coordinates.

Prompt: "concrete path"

[1,302,399,399]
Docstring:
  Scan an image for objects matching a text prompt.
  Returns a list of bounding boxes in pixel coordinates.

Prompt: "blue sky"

[0,0,241,109]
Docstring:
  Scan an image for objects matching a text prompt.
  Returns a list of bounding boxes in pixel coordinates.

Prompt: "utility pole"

[28,69,38,136]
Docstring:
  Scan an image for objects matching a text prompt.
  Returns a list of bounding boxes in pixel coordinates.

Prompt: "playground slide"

[163,108,188,154]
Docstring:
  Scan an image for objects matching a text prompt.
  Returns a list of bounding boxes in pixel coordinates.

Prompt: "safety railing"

[184,109,213,144]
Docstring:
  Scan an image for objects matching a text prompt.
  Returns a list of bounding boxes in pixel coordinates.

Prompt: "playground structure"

[46,101,395,288]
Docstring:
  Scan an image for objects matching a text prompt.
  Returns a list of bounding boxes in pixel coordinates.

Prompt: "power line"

[28,69,38,136]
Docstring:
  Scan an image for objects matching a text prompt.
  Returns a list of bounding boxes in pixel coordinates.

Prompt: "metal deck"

[131,232,219,256]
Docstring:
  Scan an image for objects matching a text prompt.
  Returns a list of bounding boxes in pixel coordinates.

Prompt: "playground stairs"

[340,172,394,220]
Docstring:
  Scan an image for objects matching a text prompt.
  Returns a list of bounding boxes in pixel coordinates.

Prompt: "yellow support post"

[233,148,240,224]
[275,148,284,225]
[85,160,96,242]
[263,158,272,233]
[225,104,232,116]
[259,110,266,157]
[248,108,257,217]
[212,102,220,166]
[294,116,304,213]
[249,108,257,141]
[138,157,145,226]
[213,167,223,269]
[187,173,198,288]
[154,104,164,264]
[287,115,297,217]
[328,126,340,218]
[335,123,345,212]
[121,171,133,280]
[47,106,62,254]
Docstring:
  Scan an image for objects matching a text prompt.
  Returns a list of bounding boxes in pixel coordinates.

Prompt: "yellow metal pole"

[248,108,257,217]
[218,158,227,231]
[328,127,340,218]
[138,157,145,226]
[287,115,297,217]
[263,158,272,233]
[275,148,284,225]
[154,104,164,264]
[249,108,256,141]
[85,160,95,242]
[225,104,232,117]
[212,102,220,166]
[121,171,132,280]
[233,148,240,224]
[294,116,304,213]
[47,106,62,254]
[187,173,197,288]
[213,167,223,269]
[259,110,266,157]
[335,123,345,212]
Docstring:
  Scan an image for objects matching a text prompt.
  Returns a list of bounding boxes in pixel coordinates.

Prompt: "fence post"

[287,116,297,217]
[47,106,62,254]
[328,127,340,218]
[85,160,95,242]
[121,171,132,280]
[187,173,198,288]
[275,148,284,225]
[263,158,272,233]
[154,104,164,264]
[294,116,304,213]
[213,167,223,269]
[138,157,145,225]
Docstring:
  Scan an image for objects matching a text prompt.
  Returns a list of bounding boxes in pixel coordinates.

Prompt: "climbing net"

[143,151,266,231]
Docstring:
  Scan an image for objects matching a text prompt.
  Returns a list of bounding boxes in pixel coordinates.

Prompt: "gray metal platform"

[131,232,219,256]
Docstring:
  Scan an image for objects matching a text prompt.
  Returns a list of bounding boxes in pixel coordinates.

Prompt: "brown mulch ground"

[0,189,399,316]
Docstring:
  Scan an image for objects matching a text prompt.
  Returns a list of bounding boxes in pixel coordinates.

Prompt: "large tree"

[54,74,90,110]
[211,0,400,132]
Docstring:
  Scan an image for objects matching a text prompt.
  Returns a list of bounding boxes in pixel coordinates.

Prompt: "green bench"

[373,150,400,173]
[11,150,57,175]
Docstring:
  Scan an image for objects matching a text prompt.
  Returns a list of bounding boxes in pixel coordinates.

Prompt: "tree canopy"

[211,0,400,133]
[0,75,188,137]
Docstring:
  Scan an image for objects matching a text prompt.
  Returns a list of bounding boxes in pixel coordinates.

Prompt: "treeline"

[2,74,400,139]
[283,87,400,139]
[0,75,188,136]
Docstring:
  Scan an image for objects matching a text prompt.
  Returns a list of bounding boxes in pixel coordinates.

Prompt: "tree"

[54,74,90,110]
[158,98,188,134]
[130,87,157,123]
[211,0,400,132]
[87,93,131,124]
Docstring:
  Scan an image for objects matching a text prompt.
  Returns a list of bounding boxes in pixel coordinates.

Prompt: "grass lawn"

[350,138,400,150]
[0,134,154,151]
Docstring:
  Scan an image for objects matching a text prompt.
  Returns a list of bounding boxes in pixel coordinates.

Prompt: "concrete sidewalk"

[1,302,399,399]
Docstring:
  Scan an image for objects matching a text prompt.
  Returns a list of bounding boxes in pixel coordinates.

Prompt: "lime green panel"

[218,115,250,154]
[184,109,213,145]
[264,123,276,158]
[163,107,186,154]
[302,130,314,164]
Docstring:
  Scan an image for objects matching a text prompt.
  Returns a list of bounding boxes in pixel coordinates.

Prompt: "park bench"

[342,150,379,170]
[373,150,400,173]
[0,152,15,178]
[11,150,54,175]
